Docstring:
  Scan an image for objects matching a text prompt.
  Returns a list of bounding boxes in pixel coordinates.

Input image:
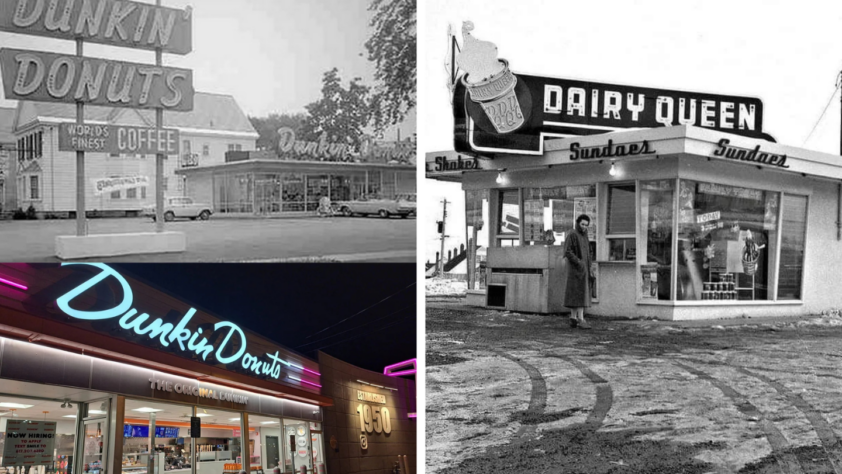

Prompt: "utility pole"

[438,199,449,278]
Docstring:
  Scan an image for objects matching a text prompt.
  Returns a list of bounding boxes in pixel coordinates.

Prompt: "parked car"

[142,196,213,222]
[334,195,415,218]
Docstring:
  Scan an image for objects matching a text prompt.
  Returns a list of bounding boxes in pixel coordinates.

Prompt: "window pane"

[778,194,807,300]
[675,180,777,301]
[496,190,520,236]
[608,238,636,261]
[640,180,674,300]
[126,188,137,199]
[0,396,77,474]
[607,184,635,234]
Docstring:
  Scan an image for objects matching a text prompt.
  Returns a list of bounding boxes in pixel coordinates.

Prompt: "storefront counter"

[486,246,567,313]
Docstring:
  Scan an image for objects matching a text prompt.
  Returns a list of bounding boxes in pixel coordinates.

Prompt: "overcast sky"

[0,0,415,140]
[420,0,842,261]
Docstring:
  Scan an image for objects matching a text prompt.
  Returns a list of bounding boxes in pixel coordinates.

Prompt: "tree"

[301,68,372,151]
[364,0,416,133]
[248,112,308,154]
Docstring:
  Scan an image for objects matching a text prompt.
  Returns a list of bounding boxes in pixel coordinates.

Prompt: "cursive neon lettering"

[214,321,247,364]
[168,308,196,350]
[56,262,134,320]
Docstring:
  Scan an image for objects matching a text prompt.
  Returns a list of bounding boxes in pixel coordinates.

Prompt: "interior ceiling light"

[260,421,279,424]
[0,403,33,409]
[195,413,213,417]
[132,407,163,413]
[228,417,241,421]
[88,410,105,415]
[63,415,77,418]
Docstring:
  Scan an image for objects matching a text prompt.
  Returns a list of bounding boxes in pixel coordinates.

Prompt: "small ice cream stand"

[426,24,842,320]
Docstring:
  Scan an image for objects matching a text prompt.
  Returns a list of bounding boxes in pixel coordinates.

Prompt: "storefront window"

[195,408,241,468]
[282,174,305,212]
[675,180,778,301]
[122,400,191,474]
[0,396,78,474]
[282,420,312,474]
[606,184,636,261]
[521,185,597,248]
[305,175,329,212]
[639,180,675,301]
[366,171,382,198]
[247,415,281,472]
[779,194,808,300]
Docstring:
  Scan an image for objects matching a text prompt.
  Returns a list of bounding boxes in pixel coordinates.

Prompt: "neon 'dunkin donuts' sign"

[53,263,320,389]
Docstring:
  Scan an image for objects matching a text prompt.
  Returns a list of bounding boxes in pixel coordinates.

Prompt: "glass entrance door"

[81,419,106,474]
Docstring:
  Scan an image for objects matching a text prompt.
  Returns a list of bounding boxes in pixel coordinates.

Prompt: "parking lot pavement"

[427,300,842,474]
[0,216,415,262]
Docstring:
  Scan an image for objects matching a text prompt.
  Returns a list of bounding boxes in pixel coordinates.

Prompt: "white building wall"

[465,154,837,320]
[21,125,255,213]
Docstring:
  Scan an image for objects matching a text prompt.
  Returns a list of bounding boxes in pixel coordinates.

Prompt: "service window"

[495,189,520,246]
[639,180,675,301]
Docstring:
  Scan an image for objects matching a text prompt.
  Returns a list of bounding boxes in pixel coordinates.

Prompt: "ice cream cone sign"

[741,230,765,275]
[455,22,525,134]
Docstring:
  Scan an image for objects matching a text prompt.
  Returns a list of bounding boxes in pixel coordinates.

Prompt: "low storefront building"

[428,125,842,320]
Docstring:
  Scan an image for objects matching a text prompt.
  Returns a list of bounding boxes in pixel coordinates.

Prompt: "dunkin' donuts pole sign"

[452,23,774,156]
[0,0,194,110]
[0,0,193,54]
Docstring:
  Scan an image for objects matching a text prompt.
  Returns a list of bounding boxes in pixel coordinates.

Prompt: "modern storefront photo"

[0,263,416,474]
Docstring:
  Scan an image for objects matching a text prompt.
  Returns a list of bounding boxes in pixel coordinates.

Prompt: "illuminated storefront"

[0,263,413,474]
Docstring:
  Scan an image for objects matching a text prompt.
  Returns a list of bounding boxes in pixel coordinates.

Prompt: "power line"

[301,281,415,341]
[313,313,416,353]
[802,82,839,146]
[297,304,414,350]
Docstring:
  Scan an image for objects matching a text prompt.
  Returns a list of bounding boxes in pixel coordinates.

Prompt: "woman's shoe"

[569,318,578,328]
[578,321,592,329]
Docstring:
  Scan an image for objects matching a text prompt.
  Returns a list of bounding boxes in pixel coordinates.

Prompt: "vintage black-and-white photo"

[424,1,842,472]
[0,0,416,262]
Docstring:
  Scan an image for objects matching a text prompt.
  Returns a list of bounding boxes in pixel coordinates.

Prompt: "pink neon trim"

[383,358,417,375]
[407,413,417,418]
[289,376,322,388]
[302,367,322,377]
[385,369,416,377]
[0,277,27,291]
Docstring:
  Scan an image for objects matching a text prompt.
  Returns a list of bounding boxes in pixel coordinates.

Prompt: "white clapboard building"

[10,92,257,216]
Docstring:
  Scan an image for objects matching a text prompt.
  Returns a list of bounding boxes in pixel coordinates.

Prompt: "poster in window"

[640,263,658,299]
[552,199,574,233]
[574,197,597,240]
[764,193,778,231]
[678,180,695,224]
[524,199,544,242]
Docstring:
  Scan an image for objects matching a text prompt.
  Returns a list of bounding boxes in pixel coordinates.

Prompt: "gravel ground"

[426,299,842,474]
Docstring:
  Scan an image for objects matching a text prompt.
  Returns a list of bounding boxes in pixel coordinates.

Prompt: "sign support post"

[155,5,165,233]
[75,38,86,236]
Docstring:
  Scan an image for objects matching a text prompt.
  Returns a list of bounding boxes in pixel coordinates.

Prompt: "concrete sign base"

[56,232,186,259]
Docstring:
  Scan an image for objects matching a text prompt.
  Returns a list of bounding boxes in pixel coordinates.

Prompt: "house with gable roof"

[11,92,258,216]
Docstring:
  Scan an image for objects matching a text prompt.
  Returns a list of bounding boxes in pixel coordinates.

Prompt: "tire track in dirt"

[734,366,842,474]
[548,355,614,430]
[674,360,805,474]
[492,350,547,439]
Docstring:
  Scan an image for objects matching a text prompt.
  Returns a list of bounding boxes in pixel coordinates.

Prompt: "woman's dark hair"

[576,214,591,226]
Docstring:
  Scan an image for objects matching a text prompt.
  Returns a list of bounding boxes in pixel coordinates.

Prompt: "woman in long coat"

[564,214,592,329]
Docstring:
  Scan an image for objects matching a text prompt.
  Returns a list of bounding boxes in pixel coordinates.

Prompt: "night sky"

[109,264,416,375]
